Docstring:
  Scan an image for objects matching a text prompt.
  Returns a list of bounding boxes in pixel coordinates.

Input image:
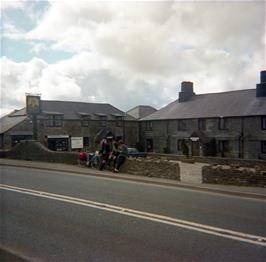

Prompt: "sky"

[1,0,265,116]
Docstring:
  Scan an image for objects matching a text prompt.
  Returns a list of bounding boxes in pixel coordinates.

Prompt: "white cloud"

[1,0,265,115]
[1,0,25,10]
[2,21,25,40]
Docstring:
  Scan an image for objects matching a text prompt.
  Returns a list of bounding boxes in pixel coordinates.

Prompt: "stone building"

[0,100,138,151]
[139,71,266,159]
[1,71,266,160]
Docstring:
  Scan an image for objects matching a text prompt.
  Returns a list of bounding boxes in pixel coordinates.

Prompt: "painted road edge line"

[1,183,266,247]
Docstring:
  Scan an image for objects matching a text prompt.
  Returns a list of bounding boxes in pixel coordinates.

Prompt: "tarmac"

[1,158,266,200]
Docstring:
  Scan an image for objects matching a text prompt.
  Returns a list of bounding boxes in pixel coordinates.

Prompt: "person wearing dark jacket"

[114,140,128,173]
[110,140,119,169]
[99,138,111,171]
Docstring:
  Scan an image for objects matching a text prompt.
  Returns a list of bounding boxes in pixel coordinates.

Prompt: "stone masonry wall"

[140,116,266,160]
[120,157,180,180]
[6,140,78,165]
[149,153,266,169]
[202,165,266,187]
[3,140,180,180]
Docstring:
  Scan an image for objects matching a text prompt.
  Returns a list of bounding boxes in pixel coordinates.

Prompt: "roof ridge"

[42,100,110,105]
[195,89,254,97]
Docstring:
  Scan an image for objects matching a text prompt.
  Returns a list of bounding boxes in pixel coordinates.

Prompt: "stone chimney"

[179,81,195,102]
[256,70,266,97]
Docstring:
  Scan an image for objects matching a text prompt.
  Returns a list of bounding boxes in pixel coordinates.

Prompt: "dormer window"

[78,112,91,127]
[112,113,123,127]
[95,113,107,126]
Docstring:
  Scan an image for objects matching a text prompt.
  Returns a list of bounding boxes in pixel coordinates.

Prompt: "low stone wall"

[121,158,180,181]
[1,140,180,180]
[5,140,78,165]
[149,153,266,169]
[202,165,266,187]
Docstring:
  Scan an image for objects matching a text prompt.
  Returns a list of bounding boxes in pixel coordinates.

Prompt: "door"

[146,139,153,152]
[192,141,200,156]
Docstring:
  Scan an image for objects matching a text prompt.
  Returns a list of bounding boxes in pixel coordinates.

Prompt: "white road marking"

[2,165,265,201]
[1,183,266,247]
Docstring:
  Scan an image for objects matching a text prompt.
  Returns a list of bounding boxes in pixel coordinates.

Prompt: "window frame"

[261,116,266,130]
[83,137,90,147]
[177,119,187,131]
[261,141,266,154]
[198,119,206,131]
[218,117,228,130]
[218,140,229,153]
[46,115,64,127]
[80,115,91,127]
[177,139,182,151]
[115,116,123,127]
[145,121,153,131]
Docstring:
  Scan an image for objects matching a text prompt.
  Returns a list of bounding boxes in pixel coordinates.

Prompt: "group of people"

[78,138,128,173]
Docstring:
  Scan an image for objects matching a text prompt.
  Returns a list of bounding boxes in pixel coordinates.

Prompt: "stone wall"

[140,116,266,159]
[149,153,266,169]
[2,140,180,180]
[121,157,180,180]
[202,165,266,187]
[2,117,139,152]
[6,140,78,165]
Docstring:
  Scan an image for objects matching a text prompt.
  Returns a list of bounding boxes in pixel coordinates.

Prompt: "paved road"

[1,166,266,261]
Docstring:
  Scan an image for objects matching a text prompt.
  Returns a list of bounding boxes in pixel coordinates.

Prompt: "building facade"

[0,100,139,152]
[140,71,266,160]
[1,71,266,160]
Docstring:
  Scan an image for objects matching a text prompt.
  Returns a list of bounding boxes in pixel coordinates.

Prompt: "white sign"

[190,137,199,142]
[71,137,83,149]
[48,135,69,138]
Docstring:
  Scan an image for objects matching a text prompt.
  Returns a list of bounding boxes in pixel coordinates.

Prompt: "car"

[127,148,147,158]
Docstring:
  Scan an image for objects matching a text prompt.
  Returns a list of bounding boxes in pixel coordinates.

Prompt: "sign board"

[190,137,199,142]
[26,95,41,114]
[71,137,83,149]
[47,135,69,139]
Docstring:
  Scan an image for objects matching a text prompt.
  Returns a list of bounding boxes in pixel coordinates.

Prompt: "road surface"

[1,166,266,261]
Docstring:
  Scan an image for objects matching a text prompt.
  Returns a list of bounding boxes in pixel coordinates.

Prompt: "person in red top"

[78,150,87,165]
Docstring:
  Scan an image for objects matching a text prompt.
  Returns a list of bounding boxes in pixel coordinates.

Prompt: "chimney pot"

[256,70,266,97]
[260,70,266,83]
[179,81,194,102]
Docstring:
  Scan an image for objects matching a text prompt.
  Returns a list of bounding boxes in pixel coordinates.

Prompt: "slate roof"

[127,105,157,119]
[0,111,27,134]
[141,89,266,121]
[35,100,136,120]
[1,100,137,133]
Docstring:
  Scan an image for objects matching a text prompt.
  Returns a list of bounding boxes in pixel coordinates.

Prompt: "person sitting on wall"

[110,140,119,170]
[99,138,111,171]
[87,151,100,168]
[78,150,87,165]
[114,140,128,173]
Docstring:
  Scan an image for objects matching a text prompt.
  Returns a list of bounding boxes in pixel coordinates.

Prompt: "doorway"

[191,141,200,156]
[146,139,153,152]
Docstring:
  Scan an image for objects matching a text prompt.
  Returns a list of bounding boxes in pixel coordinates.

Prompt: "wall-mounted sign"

[190,137,199,142]
[47,135,69,139]
[26,95,41,114]
[71,137,83,149]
